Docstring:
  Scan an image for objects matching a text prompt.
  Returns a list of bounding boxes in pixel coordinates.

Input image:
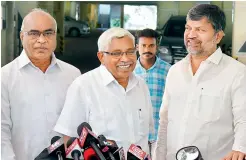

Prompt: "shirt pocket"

[194,87,222,123]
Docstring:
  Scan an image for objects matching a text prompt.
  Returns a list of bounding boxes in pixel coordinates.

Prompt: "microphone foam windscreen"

[50,136,61,144]
[77,122,92,135]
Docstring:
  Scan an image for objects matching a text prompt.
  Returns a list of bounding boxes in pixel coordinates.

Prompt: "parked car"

[64,16,90,37]
[157,15,188,65]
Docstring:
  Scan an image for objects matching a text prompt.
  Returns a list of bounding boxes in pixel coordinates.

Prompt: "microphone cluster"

[35,122,151,160]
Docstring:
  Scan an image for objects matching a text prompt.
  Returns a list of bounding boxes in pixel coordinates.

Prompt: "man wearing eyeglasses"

[1,8,81,160]
[54,27,154,155]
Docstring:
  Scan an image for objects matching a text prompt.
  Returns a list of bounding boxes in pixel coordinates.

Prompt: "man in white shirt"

[54,27,154,154]
[1,8,81,160]
[154,4,246,160]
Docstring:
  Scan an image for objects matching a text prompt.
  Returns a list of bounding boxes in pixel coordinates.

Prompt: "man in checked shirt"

[134,28,171,158]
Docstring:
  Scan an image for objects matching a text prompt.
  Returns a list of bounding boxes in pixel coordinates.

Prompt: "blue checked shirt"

[134,56,171,141]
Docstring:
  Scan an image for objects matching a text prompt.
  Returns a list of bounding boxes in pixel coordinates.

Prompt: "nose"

[37,33,47,43]
[187,29,197,39]
[144,46,150,52]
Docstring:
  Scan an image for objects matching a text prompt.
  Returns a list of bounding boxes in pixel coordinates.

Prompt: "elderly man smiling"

[54,27,154,154]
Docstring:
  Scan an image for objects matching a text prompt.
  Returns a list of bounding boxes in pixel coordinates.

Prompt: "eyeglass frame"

[21,29,56,40]
[101,48,137,58]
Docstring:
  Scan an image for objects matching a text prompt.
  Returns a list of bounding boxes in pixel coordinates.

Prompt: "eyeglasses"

[102,49,137,58]
[22,30,56,39]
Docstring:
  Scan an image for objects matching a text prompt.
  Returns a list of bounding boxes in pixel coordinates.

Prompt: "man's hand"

[221,150,246,160]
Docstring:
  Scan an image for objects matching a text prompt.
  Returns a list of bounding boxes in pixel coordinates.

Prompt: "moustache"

[143,52,153,55]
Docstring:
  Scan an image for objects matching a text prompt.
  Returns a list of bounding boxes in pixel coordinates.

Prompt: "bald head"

[21,8,57,32]
[20,8,57,63]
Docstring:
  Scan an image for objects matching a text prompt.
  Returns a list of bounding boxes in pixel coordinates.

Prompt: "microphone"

[47,136,65,160]
[84,147,99,160]
[35,136,65,160]
[77,122,106,160]
[112,147,126,160]
[98,136,118,153]
[35,148,57,160]
[127,144,149,160]
[98,139,126,160]
[66,137,84,160]
[97,135,116,160]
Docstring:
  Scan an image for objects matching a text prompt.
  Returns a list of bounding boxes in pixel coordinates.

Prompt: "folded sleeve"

[54,77,90,138]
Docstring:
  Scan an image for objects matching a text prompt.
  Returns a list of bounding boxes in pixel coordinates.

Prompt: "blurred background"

[1,1,246,73]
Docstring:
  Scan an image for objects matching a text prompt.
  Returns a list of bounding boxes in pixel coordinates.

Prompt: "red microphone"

[77,122,106,160]
[127,144,148,160]
[84,147,99,160]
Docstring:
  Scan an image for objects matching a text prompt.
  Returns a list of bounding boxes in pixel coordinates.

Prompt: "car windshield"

[164,20,186,38]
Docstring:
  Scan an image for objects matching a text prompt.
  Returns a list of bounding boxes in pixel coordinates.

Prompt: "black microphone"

[77,122,106,160]
[66,137,83,160]
[112,147,126,160]
[35,136,65,160]
[35,148,57,160]
[127,144,149,160]
[97,135,116,160]
[47,136,65,160]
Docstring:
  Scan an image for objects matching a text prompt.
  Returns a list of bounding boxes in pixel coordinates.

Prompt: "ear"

[20,32,24,44]
[136,44,139,51]
[97,52,104,64]
[215,30,225,44]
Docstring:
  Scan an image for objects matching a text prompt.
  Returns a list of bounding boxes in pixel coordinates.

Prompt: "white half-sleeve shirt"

[54,65,154,154]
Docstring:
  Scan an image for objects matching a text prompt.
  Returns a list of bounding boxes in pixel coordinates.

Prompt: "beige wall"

[15,1,38,18]
[157,1,178,29]
[232,1,246,64]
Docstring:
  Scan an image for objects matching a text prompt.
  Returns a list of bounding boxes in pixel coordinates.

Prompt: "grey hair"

[21,8,57,31]
[98,27,135,51]
[187,4,226,33]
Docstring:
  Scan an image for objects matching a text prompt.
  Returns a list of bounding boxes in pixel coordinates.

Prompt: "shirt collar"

[184,47,223,65]
[137,56,160,71]
[18,50,31,69]
[99,65,138,91]
[99,65,117,86]
[206,47,223,65]
[18,50,61,70]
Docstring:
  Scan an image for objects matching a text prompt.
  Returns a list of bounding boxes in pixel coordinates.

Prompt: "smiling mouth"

[118,64,131,69]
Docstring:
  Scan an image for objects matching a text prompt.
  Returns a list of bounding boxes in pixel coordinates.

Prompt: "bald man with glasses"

[1,8,81,160]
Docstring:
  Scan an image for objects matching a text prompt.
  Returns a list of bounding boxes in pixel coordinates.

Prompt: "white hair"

[97,27,135,51]
[21,8,57,31]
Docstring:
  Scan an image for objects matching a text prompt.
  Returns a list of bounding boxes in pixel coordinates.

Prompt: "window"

[124,5,157,30]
